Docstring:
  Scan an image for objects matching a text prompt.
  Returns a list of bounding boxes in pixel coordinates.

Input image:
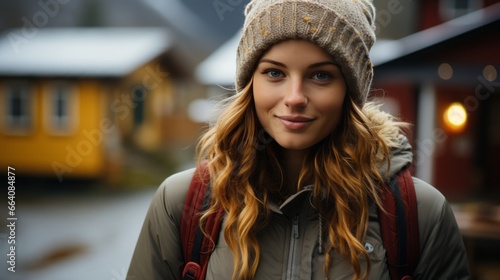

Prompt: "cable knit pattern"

[236,0,376,106]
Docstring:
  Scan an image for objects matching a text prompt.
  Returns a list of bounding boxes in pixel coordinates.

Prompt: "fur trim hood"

[362,102,413,179]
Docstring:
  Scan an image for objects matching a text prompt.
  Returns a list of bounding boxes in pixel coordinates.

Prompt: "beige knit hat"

[236,0,376,106]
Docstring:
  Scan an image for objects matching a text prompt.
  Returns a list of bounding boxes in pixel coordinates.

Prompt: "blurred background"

[0,0,498,279]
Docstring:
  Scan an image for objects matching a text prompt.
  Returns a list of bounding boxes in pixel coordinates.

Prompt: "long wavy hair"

[197,76,403,280]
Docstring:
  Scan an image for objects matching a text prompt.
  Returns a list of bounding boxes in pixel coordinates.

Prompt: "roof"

[196,3,500,86]
[196,32,240,85]
[371,2,500,66]
[0,28,172,77]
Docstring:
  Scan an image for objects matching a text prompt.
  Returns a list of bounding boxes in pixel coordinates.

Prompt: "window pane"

[455,0,469,10]
[56,90,66,118]
[53,86,69,129]
[11,89,22,118]
[133,86,145,127]
[6,85,30,129]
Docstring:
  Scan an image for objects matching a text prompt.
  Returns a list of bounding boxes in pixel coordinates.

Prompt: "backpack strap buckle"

[182,261,202,280]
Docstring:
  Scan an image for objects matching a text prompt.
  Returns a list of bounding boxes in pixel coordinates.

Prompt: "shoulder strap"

[180,162,224,280]
[378,168,420,280]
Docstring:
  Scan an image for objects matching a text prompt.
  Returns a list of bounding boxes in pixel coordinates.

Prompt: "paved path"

[0,187,157,280]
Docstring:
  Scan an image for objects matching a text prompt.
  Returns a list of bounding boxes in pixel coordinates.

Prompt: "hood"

[362,102,413,180]
[379,134,413,179]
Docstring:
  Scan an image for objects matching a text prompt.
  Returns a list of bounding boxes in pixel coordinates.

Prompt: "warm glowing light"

[438,63,453,80]
[483,65,497,82]
[443,102,467,132]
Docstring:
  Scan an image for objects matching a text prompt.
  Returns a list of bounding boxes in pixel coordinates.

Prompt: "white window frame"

[4,82,34,134]
[44,82,78,135]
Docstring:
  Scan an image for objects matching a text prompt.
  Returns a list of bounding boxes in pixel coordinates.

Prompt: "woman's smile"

[276,114,315,130]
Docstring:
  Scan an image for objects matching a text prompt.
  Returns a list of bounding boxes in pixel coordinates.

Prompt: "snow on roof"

[195,31,240,86]
[371,3,500,66]
[0,28,172,77]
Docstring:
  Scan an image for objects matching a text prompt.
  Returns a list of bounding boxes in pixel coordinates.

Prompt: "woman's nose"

[284,78,308,107]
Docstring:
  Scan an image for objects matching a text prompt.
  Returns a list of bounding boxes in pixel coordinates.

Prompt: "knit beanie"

[236,0,376,107]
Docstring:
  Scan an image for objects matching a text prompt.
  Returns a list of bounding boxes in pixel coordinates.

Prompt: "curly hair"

[197,77,403,280]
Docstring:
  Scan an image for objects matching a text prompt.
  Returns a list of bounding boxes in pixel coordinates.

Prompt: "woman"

[127,0,470,279]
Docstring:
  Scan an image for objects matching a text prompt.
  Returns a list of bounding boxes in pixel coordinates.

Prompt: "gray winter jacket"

[127,136,470,280]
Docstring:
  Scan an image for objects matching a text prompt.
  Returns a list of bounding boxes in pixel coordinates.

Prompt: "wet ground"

[0,186,157,280]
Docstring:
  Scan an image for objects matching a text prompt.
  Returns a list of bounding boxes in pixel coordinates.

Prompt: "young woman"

[127,0,470,279]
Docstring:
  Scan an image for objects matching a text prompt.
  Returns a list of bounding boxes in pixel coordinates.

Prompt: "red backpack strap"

[180,162,224,280]
[399,169,420,276]
[378,168,420,280]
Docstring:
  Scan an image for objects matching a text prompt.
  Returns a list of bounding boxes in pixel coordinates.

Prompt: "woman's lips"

[277,115,314,130]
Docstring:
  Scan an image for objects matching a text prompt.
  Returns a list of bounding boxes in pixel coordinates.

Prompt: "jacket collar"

[269,186,313,216]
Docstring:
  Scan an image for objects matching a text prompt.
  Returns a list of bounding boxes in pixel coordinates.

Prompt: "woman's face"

[252,40,347,151]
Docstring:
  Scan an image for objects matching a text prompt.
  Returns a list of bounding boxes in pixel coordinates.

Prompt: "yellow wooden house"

[0,28,202,183]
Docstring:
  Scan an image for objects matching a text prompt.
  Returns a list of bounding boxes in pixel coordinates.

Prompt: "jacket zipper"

[286,215,300,280]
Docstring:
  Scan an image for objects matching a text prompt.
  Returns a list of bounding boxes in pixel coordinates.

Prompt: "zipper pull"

[292,215,299,239]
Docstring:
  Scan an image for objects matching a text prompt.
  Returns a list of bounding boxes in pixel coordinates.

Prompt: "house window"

[52,86,69,130]
[132,86,146,127]
[45,83,77,135]
[440,0,482,20]
[5,84,32,132]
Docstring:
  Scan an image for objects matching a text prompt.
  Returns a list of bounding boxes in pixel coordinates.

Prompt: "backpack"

[180,163,420,280]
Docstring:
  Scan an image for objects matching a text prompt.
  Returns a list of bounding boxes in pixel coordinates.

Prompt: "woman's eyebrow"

[258,58,286,68]
[308,61,339,69]
[258,59,339,69]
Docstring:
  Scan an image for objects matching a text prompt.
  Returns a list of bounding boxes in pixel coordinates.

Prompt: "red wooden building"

[373,2,500,202]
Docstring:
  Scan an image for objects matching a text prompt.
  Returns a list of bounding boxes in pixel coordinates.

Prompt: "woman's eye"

[312,72,331,81]
[265,69,284,78]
